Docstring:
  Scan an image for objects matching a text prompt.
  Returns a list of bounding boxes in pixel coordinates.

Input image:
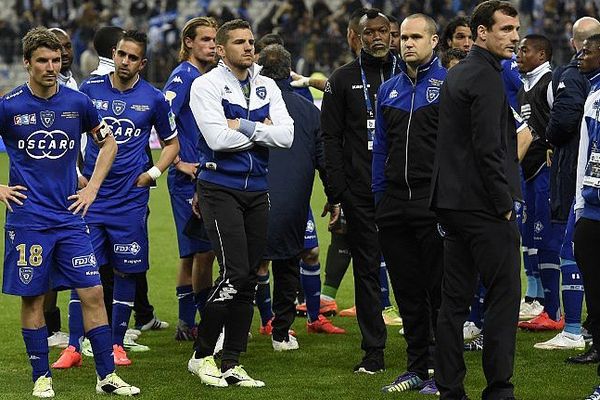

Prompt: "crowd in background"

[0,0,599,88]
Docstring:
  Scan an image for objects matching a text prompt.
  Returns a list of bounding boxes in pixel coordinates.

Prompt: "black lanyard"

[358,54,397,120]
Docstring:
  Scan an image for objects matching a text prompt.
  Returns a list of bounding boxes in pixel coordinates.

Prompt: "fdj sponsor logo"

[17,130,75,160]
[103,117,141,144]
[114,242,141,255]
[72,253,97,268]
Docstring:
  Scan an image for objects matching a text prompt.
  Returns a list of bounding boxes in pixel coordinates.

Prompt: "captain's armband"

[90,120,113,144]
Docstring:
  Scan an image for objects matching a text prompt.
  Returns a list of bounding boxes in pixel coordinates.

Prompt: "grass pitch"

[0,151,598,399]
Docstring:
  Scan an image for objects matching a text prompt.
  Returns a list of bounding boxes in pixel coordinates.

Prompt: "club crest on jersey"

[114,242,141,255]
[112,100,127,116]
[256,86,267,100]
[8,230,15,243]
[426,87,440,103]
[19,267,33,285]
[40,110,55,128]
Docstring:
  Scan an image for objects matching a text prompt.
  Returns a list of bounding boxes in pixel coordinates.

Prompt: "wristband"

[147,166,162,180]
[173,156,181,166]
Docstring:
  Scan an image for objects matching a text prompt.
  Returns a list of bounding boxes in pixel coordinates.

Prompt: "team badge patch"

[256,86,267,100]
[112,100,127,116]
[426,87,440,103]
[40,110,55,128]
[19,267,33,285]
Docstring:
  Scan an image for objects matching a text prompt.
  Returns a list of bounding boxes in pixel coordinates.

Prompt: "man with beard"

[321,8,397,374]
[187,19,293,388]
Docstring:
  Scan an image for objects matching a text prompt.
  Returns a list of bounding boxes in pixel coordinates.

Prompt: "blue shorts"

[89,206,149,274]
[303,207,319,250]
[3,224,101,296]
[521,167,562,252]
[169,192,212,258]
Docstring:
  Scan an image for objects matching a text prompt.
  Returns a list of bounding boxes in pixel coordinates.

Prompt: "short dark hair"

[441,48,467,68]
[470,0,518,41]
[216,19,252,46]
[348,7,368,32]
[441,16,469,51]
[255,33,284,54]
[523,34,552,62]
[388,14,398,26]
[179,16,218,62]
[258,44,291,81]
[93,26,124,58]
[119,30,148,56]
[23,26,62,60]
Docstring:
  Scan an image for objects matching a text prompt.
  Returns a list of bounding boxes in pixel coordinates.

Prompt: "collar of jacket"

[57,70,73,85]
[276,77,294,92]
[398,54,440,82]
[586,69,600,86]
[522,61,551,90]
[358,49,396,67]
[217,59,263,82]
[470,44,502,71]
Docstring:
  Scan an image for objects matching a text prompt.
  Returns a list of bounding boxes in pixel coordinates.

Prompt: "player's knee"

[302,246,320,265]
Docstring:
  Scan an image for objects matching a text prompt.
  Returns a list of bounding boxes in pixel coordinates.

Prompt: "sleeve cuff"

[238,119,256,138]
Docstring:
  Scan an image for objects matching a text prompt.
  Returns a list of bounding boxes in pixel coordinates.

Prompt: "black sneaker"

[353,357,384,374]
[464,334,483,351]
[566,345,599,364]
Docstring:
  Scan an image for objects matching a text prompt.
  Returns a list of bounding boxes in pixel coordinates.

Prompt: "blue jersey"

[163,61,201,194]
[79,74,177,209]
[501,55,523,111]
[0,84,101,229]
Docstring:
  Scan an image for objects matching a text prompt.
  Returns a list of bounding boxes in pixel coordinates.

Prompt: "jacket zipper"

[238,75,253,190]
[404,80,416,200]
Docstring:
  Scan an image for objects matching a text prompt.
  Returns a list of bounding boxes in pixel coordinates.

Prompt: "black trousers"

[342,193,386,358]
[574,217,600,377]
[435,210,520,400]
[376,195,442,380]
[193,181,269,363]
[271,257,300,342]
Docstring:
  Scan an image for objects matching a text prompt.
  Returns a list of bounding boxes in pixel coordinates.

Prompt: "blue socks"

[112,274,136,346]
[300,261,321,323]
[68,290,84,352]
[176,285,196,327]
[538,249,561,321]
[561,259,584,335]
[255,272,273,326]
[379,259,392,309]
[87,325,114,380]
[22,327,50,382]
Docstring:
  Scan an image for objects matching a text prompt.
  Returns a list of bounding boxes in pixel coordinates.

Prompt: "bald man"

[545,16,600,363]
